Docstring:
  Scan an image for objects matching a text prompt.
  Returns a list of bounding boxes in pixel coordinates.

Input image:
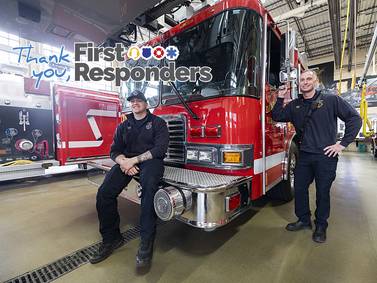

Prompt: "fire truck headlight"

[185,145,252,168]
[198,150,213,162]
[187,149,199,161]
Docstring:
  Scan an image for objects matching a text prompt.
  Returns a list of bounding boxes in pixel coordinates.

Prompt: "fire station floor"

[1,152,377,283]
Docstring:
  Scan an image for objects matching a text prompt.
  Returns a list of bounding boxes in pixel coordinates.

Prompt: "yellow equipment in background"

[359,83,375,138]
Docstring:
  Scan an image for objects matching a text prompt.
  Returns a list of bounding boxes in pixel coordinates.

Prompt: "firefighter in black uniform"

[272,70,361,243]
[90,90,169,267]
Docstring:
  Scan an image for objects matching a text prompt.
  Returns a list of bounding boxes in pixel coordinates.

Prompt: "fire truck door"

[265,84,285,187]
[262,28,286,187]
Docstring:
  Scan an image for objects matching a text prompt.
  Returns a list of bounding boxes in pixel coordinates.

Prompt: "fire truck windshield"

[161,8,262,105]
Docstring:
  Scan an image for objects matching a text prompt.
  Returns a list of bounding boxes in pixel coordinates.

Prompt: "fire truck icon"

[68,109,117,149]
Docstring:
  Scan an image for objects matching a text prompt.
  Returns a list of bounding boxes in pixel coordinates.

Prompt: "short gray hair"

[301,69,318,80]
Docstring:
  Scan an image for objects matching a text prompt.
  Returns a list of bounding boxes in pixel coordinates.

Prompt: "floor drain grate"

[4,225,142,283]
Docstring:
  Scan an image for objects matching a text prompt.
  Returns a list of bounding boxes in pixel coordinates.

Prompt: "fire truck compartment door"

[54,86,120,165]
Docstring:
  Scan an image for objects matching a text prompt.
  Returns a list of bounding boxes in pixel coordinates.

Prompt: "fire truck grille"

[161,115,186,163]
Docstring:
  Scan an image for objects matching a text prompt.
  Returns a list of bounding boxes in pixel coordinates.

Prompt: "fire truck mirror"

[280,30,296,71]
[279,70,288,83]
[288,69,297,81]
[279,69,297,83]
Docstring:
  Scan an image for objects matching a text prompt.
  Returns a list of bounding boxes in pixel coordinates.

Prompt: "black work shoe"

[285,220,312,231]
[312,226,327,243]
[89,237,125,264]
[136,239,154,268]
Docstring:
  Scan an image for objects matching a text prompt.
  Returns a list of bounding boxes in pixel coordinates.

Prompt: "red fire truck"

[0,73,120,181]
[113,0,305,230]
[1,0,304,231]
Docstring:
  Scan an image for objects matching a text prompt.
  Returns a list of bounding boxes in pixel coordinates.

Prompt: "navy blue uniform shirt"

[272,89,362,154]
[110,110,169,161]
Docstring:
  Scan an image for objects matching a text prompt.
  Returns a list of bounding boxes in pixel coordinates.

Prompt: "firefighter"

[90,90,169,267]
[272,70,361,243]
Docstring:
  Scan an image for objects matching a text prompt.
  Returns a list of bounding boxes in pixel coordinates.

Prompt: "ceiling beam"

[283,6,373,37]
[296,22,374,48]
[347,0,357,72]
[302,33,374,54]
[365,0,377,37]
[273,0,327,22]
[266,1,286,11]
[310,41,372,59]
[275,6,328,29]
[327,0,341,68]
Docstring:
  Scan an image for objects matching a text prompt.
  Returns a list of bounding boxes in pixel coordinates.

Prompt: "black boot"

[285,220,312,231]
[89,236,124,264]
[136,238,154,268]
[312,226,327,243]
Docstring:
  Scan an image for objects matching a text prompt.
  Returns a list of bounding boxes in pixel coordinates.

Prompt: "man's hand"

[126,166,139,176]
[324,142,345,157]
[278,83,288,98]
[116,152,152,174]
[119,157,137,173]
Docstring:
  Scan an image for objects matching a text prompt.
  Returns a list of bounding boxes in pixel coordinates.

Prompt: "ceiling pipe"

[283,0,312,57]
[359,24,377,84]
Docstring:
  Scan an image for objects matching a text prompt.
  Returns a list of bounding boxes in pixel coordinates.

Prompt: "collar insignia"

[317,100,324,108]
[146,122,152,130]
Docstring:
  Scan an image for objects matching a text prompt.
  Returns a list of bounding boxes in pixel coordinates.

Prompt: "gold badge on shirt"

[316,100,324,109]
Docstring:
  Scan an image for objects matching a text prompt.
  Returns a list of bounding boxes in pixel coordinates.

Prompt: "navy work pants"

[96,159,164,244]
[294,151,338,228]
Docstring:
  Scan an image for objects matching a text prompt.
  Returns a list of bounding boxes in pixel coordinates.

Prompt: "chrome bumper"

[163,166,249,192]
[87,160,252,230]
[158,166,252,231]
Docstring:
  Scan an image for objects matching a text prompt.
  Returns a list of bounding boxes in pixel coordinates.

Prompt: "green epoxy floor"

[1,152,377,283]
